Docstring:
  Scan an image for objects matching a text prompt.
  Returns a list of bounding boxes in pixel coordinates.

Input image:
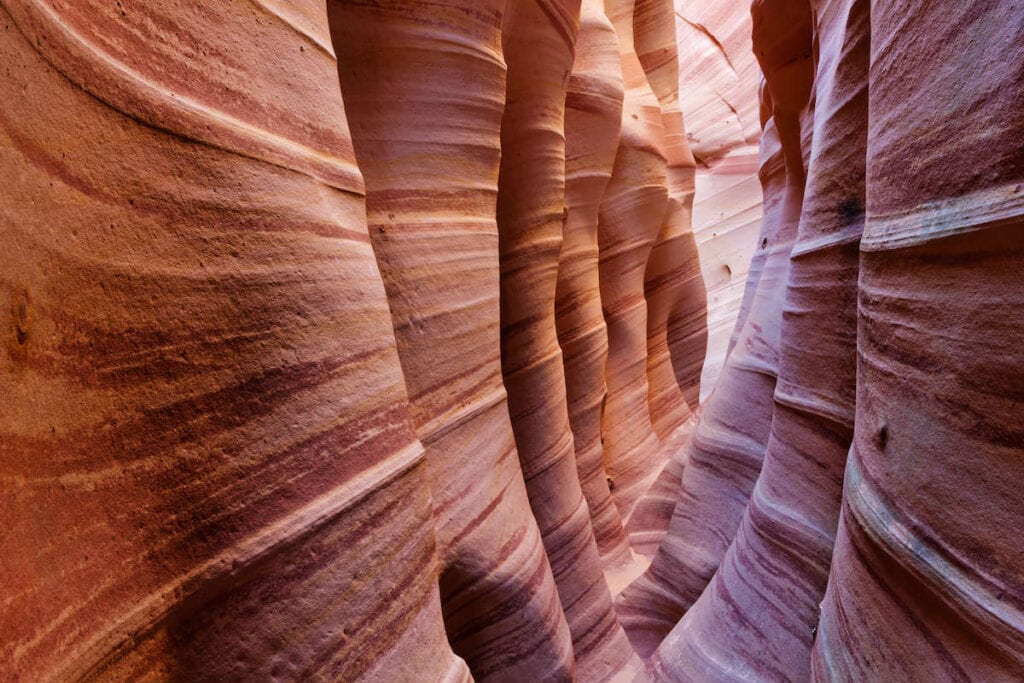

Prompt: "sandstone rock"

[557,0,633,570]
[635,0,707,418]
[1,1,465,679]
[6,0,1024,680]
[615,0,815,656]
[812,2,1024,678]
[619,0,708,559]
[497,0,639,678]
[597,0,671,538]
[647,0,868,677]
[675,0,763,399]
[328,1,574,678]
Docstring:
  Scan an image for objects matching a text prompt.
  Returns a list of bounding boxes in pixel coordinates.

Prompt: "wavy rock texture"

[676,0,763,399]
[812,2,1024,679]
[556,0,633,570]
[596,0,672,540]
[619,0,707,559]
[0,1,465,679]
[497,0,640,678]
[634,0,707,418]
[616,0,815,657]
[328,2,576,679]
[6,0,1024,680]
[647,0,868,678]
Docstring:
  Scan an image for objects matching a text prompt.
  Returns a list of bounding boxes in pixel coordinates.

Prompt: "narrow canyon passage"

[2,0,1023,681]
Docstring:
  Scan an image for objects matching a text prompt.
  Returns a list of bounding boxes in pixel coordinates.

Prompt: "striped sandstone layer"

[616,0,815,656]
[635,0,706,422]
[623,0,708,558]
[497,0,640,678]
[556,0,633,570]
[329,2,574,679]
[648,0,868,677]
[812,1,1024,678]
[675,0,763,399]
[597,0,671,539]
[1,0,466,679]
[8,0,1024,681]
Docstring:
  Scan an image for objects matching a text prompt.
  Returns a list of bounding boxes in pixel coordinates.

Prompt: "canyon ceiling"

[1,0,1022,681]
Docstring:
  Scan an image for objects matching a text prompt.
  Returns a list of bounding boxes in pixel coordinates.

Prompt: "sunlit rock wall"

[675,0,763,399]
[4,0,1024,681]
[1,0,703,679]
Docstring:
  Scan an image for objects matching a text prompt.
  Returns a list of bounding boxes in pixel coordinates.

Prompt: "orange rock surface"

[4,0,1024,680]
[329,1,577,678]
[557,0,632,569]
[2,1,464,678]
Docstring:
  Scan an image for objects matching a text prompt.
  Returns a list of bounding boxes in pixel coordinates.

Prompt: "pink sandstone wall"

[3,0,1023,680]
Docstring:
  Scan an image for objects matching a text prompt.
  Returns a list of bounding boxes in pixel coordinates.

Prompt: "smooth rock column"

[556,0,633,570]
[498,0,641,678]
[0,1,465,679]
[328,1,574,678]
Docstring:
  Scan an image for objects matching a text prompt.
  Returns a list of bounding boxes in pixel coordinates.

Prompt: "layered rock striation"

[3,0,1024,681]
[675,0,763,399]
[2,1,466,678]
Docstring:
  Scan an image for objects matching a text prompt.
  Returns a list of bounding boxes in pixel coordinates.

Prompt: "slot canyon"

[1,0,1022,680]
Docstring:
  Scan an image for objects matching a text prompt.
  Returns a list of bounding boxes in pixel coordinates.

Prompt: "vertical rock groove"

[497,0,639,678]
[327,2,574,679]
[648,0,868,678]
[623,0,709,559]
[4,0,1024,680]
[556,0,632,570]
[596,0,670,538]
[634,0,707,417]
[616,0,815,657]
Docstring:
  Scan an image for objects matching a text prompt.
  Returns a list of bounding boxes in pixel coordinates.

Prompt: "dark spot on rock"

[606,476,614,491]
[874,422,889,450]
[13,290,29,346]
[838,197,864,225]
[631,113,638,120]
[761,237,768,248]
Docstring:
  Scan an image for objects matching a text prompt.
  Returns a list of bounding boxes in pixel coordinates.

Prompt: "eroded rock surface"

[2,1,465,679]
[676,0,763,399]
[3,0,1024,681]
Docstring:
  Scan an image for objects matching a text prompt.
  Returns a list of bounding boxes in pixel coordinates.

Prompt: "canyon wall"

[1,1,469,679]
[675,0,763,399]
[619,0,1024,680]
[1,0,698,679]
[3,0,1024,681]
